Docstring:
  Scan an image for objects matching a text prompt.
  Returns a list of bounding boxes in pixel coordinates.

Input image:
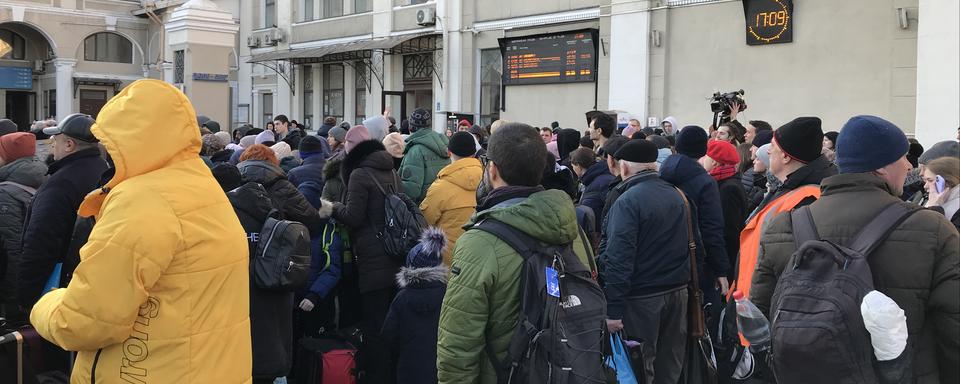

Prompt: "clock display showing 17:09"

[744,0,793,45]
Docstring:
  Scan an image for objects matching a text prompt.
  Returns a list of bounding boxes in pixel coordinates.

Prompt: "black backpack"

[474,219,607,384]
[231,182,312,291]
[361,169,426,261]
[769,203,917,384]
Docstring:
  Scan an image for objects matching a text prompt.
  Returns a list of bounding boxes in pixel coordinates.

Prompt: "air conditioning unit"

[267,29,285,44]
[416,8,436,26]
[33,60,44,73]
[246,35,261,48]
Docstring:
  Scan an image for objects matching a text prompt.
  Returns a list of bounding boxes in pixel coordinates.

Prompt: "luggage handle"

[0,331,24,384]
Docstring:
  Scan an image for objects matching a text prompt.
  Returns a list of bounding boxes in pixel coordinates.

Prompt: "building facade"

[238,0,957,146]
[0,1,954,146]
[0,0,240,131]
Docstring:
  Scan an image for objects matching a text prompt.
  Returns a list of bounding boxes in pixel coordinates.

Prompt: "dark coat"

[600,170,691,319]
[17,148,107,308]
[332,140,403,293]
[742,169,767,213]
[317,123,335,138]
[597,176,623,258]
[660,154,730,278]
[287,154,327,188]
[382,265,448,384]
[321,150,346,203]
[233,160,322,379]
[298,181,342,305]
[752,173,959,384]
[0,157,46,321]
[716,173,748,277]
[210,149,235,164]
[281,129,304,151]
[578,162,615,232]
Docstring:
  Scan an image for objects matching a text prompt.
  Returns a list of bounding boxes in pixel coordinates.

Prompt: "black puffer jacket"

[17,148,107,308]
[0,157,46,322]
[234,159,321,379]
[717,173,747,277]
[332,140,403,293]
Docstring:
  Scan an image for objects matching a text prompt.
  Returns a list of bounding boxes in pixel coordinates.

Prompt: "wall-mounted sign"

[0,66,33,90]
[499,29,598,86]
[192,73,229,82]
[743,0,794,45]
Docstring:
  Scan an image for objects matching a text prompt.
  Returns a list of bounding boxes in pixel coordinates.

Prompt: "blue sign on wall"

[0,66,33,90]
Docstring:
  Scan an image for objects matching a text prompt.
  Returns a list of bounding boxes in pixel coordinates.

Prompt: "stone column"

[161,62,175,83]
[53,58,77,119]
[165,0,239,126]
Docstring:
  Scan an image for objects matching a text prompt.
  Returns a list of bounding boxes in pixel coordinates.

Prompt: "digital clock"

[743,0,794,45]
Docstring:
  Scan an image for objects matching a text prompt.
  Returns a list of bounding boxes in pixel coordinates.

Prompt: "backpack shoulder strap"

[0,181,37,195]
[361,168,391,195]
[847,203,918,257]
[471,219,540,261]
[790,205,820,248]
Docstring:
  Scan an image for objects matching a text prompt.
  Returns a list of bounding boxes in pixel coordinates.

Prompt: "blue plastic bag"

[43,262,62,293]
[605,332,638,384]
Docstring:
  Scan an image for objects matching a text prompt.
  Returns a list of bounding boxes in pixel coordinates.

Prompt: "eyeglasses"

[480,154,494,168]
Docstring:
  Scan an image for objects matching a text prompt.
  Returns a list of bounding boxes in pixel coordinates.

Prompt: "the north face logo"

[561,295,582,309]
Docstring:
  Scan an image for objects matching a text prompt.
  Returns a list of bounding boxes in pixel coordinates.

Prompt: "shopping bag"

[604,333,638,384]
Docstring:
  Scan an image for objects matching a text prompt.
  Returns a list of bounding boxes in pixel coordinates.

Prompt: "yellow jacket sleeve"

[30,191,179,351]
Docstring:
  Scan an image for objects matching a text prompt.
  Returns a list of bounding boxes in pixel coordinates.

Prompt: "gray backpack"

[770,203,917,384]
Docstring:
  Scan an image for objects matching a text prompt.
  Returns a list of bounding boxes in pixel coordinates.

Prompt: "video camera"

[710,89,747,116]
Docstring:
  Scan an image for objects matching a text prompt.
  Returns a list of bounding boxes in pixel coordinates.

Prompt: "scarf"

[478,185,544,212]
[709,164,737,182]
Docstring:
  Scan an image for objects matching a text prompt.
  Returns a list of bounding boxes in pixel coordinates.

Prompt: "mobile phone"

[936,175,946,194]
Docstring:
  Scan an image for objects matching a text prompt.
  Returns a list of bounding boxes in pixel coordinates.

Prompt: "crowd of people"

[0,77,958,384]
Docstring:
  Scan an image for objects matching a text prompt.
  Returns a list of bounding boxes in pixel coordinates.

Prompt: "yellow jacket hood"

[79,79,201,218]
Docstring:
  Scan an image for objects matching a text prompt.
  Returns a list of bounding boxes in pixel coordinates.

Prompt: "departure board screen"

[499,30,598,86]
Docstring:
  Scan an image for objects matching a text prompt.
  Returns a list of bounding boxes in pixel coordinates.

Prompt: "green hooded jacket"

[436,189,593,384]
[399,128,449,203]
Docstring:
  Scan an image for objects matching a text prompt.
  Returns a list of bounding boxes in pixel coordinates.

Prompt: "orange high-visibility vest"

[732,185,822,300]
[731,185,821,346]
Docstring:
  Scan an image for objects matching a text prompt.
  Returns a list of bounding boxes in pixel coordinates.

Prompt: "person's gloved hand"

[861,290,908,361]
[318,199,334,219]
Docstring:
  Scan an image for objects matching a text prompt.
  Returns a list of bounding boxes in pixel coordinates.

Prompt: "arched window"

[0,29,26,60]
[84,32,132,63]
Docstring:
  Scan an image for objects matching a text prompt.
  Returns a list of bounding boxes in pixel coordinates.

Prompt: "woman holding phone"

[923,156,960,230]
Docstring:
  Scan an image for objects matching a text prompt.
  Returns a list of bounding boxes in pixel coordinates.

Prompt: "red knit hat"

[0,132,36,162]
[706,139,739,165]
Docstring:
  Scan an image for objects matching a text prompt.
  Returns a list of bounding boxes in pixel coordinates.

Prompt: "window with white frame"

[479,48,502,128]
[323,64,344,121]
[265,0,277,27]
[303,65,314,128]
[355,0,372,13]
[355,62,367,122]
[301,0,315,22]
[84,33,133,64]
[323,0,343,19]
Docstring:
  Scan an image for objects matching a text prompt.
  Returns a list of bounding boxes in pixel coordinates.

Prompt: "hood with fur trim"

[395,265,449,288]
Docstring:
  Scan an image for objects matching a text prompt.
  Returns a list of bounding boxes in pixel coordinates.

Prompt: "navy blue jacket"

[288,153,327,189]
[382,265,447,384]
[600,170,691,319]
[298,181,343,306]
[578,162,616,232]
[659,154,729,278]
[17,148,107,308]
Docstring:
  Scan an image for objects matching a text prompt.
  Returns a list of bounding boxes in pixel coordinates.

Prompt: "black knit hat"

[648,135,670,149]
[773,117,823,164]
[602,135,629,159]
[299,135,325,154]
[614,139,659,163]
[211,163,242,192]
[752,130,774,148]
[448,131,477,158]
[675,126,708,158]
[410,108,431,130]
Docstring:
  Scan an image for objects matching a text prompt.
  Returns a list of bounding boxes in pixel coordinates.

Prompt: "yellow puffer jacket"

[30,79,252,384]
[419,157,482,266]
